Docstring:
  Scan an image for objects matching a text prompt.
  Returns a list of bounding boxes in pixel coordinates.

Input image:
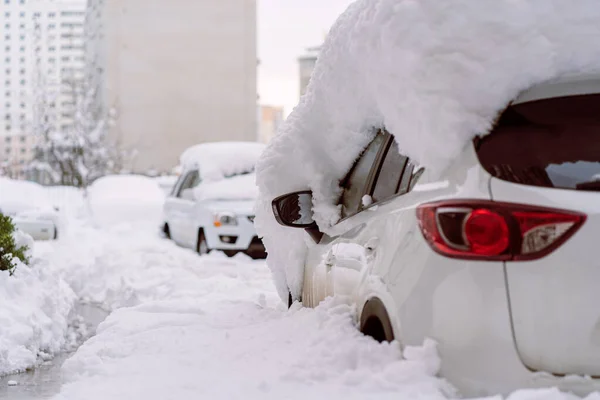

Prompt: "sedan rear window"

[476,94,600,191]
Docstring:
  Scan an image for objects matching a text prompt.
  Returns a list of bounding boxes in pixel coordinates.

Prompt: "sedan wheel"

[197,231,210,255]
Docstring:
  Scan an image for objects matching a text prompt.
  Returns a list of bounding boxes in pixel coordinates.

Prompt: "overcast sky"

[258,0,354,116]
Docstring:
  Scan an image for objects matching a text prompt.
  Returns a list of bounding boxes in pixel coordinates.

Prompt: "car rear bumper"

[393,249,600,397]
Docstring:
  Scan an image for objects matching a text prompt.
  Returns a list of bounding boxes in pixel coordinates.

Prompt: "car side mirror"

[181,188,196,201]
[272,190,316,228]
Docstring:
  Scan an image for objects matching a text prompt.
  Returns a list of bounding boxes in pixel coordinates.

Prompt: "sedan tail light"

[416,200,586,261]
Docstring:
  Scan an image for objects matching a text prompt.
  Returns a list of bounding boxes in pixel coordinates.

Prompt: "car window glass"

[397,161,415,195]
[176,170,199,198]
[170,174,186,196]
[372,140,408,203]
[340,132,386,218]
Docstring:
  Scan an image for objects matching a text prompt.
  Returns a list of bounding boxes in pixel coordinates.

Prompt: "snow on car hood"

[255,0,600,301]
[193,174,258,202]
[180,142,265,182]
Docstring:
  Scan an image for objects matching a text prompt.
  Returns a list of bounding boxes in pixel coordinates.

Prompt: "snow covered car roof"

[254,0,600,301]
[0,178,53,215]
[180,142,265,182]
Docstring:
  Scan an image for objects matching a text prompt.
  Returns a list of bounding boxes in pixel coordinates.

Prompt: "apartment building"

[89,0,258,173]
[0,0,87,177]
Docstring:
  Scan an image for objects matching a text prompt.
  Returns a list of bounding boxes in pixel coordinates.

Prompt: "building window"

[19,57,24,63]
[20,12,25,18]
[19,35,25,41]
[21,148,26,154]
[20,0,25,4]
[5,137,11,143]
[49,46,56,52]
[4,80,9,86]
[4,0,10,4]
[34,12,41,18]
[5,103,10,108]
[4,12,9,17]
[19,23,25,29]
[4,46,10,52]
[49,57,56,63]
[4,115,9,120]
[5,126,11,132]
[4,57,9,63]
[5,91,9,97]
[20,114,25,120]
[48,12,55,18]
[20,103,25,108]
[19,136,25,143]
[5,24,10,29]
[5,69,10,74]
[19,46,25,52]
[48,24,56,29]
[19,69,25,75]
[4,35,10,41]
[20,80,25,86]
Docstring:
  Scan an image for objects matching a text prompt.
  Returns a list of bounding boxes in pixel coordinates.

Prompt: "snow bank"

[255,0,600,300]
[194,173,258,202]
[180,142,265,182]
[0,256,77,376]
[87,175,165,230]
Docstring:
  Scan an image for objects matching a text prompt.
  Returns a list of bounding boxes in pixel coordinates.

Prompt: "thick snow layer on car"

[194,173,258,201]
[87,175,165,230]
[255,0,600,301]
[0,178,54,216]
[180,142,265,182]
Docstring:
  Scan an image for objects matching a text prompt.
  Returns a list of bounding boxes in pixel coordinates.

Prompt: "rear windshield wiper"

[576,180,600,191]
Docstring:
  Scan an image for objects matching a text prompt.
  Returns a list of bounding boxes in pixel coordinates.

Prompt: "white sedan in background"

[0,178,61,240]
[162,142,266,259]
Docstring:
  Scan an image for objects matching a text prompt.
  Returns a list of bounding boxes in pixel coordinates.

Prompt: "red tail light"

[416,200,586,261]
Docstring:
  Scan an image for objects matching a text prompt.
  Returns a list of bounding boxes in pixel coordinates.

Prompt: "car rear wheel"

[162,223,171,239]
[53,227,58,240]
[359,298,395,343]
[197,230,210,256]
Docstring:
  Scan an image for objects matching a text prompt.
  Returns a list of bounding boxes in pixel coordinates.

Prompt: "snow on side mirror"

[272,190,315,228]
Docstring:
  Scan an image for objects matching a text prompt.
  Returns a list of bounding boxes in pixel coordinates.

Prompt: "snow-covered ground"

[0,186,598,400]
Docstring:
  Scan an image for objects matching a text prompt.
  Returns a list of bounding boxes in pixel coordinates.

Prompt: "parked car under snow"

[162,142,266,259]
[0,178,61,240]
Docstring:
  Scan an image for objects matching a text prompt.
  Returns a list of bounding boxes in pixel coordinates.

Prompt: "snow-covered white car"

[0,178,61,240]
[162,142,266,259]
[271,75,600,396]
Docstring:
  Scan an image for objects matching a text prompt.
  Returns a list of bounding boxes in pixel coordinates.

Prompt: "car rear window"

[476,94,600,191]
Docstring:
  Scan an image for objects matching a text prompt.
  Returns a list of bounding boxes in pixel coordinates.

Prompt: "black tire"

[197,229,210,255]
[287,291,293,309]
[224,250,238,258]
[162,223,171,239]
[53,227,58,240]
[359,298,395,343]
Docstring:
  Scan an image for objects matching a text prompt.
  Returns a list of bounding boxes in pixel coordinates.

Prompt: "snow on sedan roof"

[255,0,600,301]
[0,177,52,215]
[180,142,265,182]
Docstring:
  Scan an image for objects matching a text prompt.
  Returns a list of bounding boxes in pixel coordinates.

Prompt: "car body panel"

[163,177,260,253]
[490,177,600,377]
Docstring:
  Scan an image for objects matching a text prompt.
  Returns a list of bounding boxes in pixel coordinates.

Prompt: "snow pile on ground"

[0,249,77,376]
[194,173,259,201]
[46,227,450,400]
[87,175,165,230]
[180,142,265,182]
[255,0,600,300]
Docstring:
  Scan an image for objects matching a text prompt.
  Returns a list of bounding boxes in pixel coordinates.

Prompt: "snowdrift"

[255,0,600,301]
